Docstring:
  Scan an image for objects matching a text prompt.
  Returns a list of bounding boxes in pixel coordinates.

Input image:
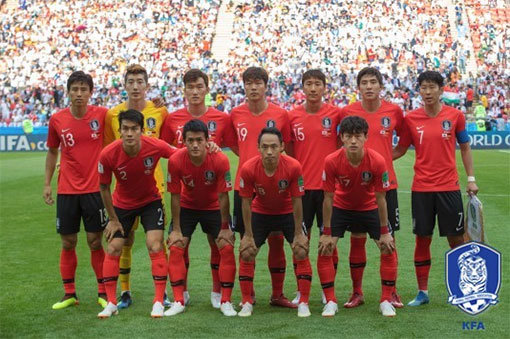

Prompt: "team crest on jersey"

[90,119,100,139]
[143,157,154,175]
[322,117,332,128]
[446,242,500,315]
[278,179,289,193]
[183,175,194,188]
[204,170,216,185]
[442,120,452,131]
[207,121,217,132]
[361,171,372,183]
[266,120,276,128]
[147,117,157,130]
[255,184,266,196]
[381,117,391,128]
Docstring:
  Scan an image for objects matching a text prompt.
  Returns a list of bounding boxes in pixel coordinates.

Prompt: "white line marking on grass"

[398,190,509,197]
[498,150,510,154]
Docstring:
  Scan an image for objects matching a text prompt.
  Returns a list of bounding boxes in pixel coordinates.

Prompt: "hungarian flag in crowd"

[442,86,460,105]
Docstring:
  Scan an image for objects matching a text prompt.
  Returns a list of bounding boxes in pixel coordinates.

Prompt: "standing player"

[104,64,169,308]
[165,120,236,317]
[44,71,108,310]
[341,67,403,308]
[160,69,237,308]
[319,116,397,317]
[97,109,174,318]
[393,71,479,306]
[287,69,343,305]
[230,67,295,308]
[237,127,312,317]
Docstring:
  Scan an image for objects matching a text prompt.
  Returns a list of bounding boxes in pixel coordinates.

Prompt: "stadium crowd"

[0,0,508,129]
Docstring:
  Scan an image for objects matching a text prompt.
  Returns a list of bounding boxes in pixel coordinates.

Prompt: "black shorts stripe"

[221,282,235,288]
[297,274,312,281]
[269,267,286,273]
[381,279,396,286]
[62,278,75,284]
[210,264,219,270]
[103,276,118,283]
[119,268,131,274]
[152,275,167,281]
[321,282,334,289]
[349,262,366,268]
[239,276,253,281]
[170,279,185,286]
[414,259,432,267]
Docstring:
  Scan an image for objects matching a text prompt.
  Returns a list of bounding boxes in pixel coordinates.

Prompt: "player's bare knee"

[86,232,102,250]
[216,239,228,249]
[107,242,122,256]
[60,234,77,250]
[148,241,163,254]
[240,250,255,262]
[293,246,307,260]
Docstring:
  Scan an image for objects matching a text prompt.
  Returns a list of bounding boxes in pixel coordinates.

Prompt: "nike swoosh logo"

[416,126,424,130]
[294,123,303,126]
[237,123,246,126]
[177,125,184,129]
[117,166,127,170]
[61,128,70,132]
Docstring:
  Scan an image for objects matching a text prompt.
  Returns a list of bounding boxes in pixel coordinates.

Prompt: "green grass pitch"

[0,150,508,338]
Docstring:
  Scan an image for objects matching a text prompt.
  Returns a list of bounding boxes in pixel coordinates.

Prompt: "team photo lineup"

[43,64,479,319]
[1,0,508,337]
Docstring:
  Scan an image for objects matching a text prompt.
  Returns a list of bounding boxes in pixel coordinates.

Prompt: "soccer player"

[44,71,108,310]
[287,69,343,305]
[160,69,237,308]
[97,109,175,318]
[230,67,295,308]
[237,127,312,317]
[319,116,397,317]
[165,119,236,317]
[393,71,479,306]
[104,64,169,308]
[340,67,403,308]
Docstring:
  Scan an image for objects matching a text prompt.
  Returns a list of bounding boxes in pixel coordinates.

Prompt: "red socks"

[90,248,105,294]
[414,236,432,291]
[183,243,190,291]
[150,250,167,304]
[219,245,236,303]
[168,246,186,304]
[332,247,339,273]
[295,258,312,304]
[267,234,286,298]
[317,254,337,303]
[239,259,255,304]
[380,251,397,302]
[210,242,221,293]
[102,253,120,304]
[349,237,367,295]
[60,249,77,295]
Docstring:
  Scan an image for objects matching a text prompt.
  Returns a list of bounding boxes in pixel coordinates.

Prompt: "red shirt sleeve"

[239,163,254,198]
[221,115,238,148]
[394,106,405,137]
[397,117,412,148]
[455,111,466,133]
[289,161,305,197]
[159,116,175,145]
[322,155,336,192]
[46,116,60,148]
[280,111,292,143]
[167,155,182,194]
[98,151,112,185]
[216,155,232,193]
[157,138,176,158]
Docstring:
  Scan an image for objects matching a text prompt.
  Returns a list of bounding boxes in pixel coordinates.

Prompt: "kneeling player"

[238,127,312,317]
[318,116,397,317]
[165,119,236,317]
[97,109,175,318]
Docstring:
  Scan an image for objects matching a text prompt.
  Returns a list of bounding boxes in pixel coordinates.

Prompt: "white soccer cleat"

[291,291,301,305]
[183,291,190,306]
[322,301,338,317]
[151,301,164,318]
[97,302,118,318]
[297,302,311,317]
[237,302,253,317]
[220,302,237,316]
[321,291,327,305]
[211,292,221,309]
[380,300,396,317]
[163,301,185,316]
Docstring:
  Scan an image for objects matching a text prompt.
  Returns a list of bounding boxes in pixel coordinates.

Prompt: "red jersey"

[342,100,404,190]
[167,148,232,210]
[323,148,389,211]
[239,154,304,215]
[230,103,291,190]
[398,105,467,192]
[289,103,343,189]
[47,106,107,194]
[99,136,175,209]
[160,107,237,148]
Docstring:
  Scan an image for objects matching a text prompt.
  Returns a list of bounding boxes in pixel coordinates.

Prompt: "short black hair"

[183,119,209,140]
[118,109,144,129]
[183,69,209,88]
[339,116,369,136]
[356,67,383,87]
[418,71,444,87]
[67,71,93,92]
[302,69,326,86]
[258,127,282,145]
[242,67,269,86]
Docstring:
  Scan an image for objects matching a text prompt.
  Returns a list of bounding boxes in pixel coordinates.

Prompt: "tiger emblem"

[457,245,487,296]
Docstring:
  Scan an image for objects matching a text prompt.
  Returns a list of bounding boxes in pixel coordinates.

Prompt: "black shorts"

[331,207,381,240]
[252,212,295,248]
[233,190,256,235]
[56,192,107,235]
[113,200,165,239]
[302,190,324,230]
[168,208,221,239]
[466,100,473,108]
[386,189,400,233]
[412,191,464,237]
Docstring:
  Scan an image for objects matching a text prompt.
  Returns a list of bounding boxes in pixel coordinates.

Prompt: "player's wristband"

[323,227,332,236]
[380,225,389,235]
[221,221,230,230]
[467,176,476,183]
